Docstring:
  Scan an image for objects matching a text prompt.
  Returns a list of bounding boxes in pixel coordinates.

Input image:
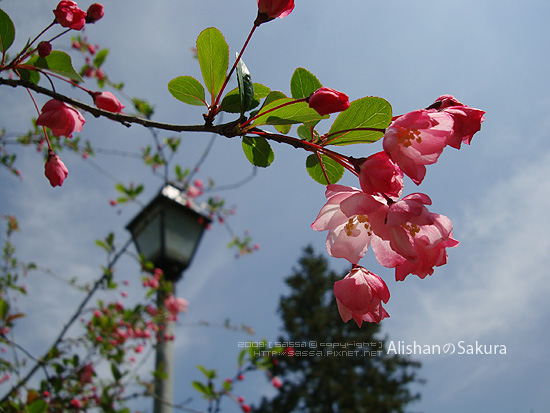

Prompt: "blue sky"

[1,1,550,412]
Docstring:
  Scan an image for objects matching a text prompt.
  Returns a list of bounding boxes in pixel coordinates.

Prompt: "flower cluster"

[313,95,484,326]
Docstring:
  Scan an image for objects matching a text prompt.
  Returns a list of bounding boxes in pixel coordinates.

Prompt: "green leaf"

[196,27,228,100]
[327,97,392,145]
[237,56,254,116]
[111,363,122,381]
[17,68,40,85]
[220,83,270,114]
[0,297,9,321]
[0,8,15,55]
[168,76,207,106]
[26,51,83,82]
[242,136,274,168]
[27,399,48,413]
[290,68,322,99]
[196,365,216,380]
[93,48,109,68]
[192,381,211,397]
[251,97,328,127]
[297,124,319,141]
[306,154,344,185]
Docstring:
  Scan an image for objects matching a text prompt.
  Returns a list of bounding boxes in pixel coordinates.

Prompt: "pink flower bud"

[255,0,294,26]
[86,3,104,23]
[241,404,252,413]
[37,41,52,58]
[53,1,86,30]
[44,151,69,187]
[271,376,283,388]
[307,87,350,116]
[358,151,404,199]
[36,99,85,138]
[92,91,125,113]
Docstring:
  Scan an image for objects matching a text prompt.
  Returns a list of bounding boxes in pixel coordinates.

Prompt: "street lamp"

[126,184,211,413]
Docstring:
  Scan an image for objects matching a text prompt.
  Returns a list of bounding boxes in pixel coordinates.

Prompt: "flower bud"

[86,3,104,23]
[255,0,294,26]
[44,151,69,187]
[307,87,350,116]
[92,91,125,113]
[37,41,52,58]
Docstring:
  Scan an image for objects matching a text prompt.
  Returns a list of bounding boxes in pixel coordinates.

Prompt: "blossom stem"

[323,127,386,145]
[24,85,52,151]
[7,21,56,68]
[240,97,308,129]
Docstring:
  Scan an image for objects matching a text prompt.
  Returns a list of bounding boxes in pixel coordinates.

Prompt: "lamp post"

[126,184,211,413]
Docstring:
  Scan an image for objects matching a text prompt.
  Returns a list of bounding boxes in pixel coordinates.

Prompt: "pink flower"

[78,363,94,385]
[385,193,459,280]
[307,87,350,116]
[92,91,125,113]
[357,151,404,199]
[311,185,403,267]
[44,151,69,187]
[37,41,52,58]
[271,376,283,388]
[334,266,390,326]
[86,3,104,23]
[383,109,452,185]
[164,295,189,315]
[186,184,202,198]
[427,95,485,149]
[392,213,459,281]
[241,404,252,413]
[36,99,85,138]
[69,398,82,409]
[53,1,86,30]
[255,0,294,25]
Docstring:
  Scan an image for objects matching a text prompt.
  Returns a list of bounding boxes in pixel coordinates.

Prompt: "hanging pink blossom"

[383,109,452,185]
[36,99,85,138]
[311,185,404,267]
[427,95,485,149]
[44,151,69,187]
[334,266,390,326]
[164,295,189,315]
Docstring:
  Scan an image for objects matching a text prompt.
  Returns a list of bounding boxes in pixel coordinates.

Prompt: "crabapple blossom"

[271,376,283,388]
[383,109,452,185]
[385,193,458,274]
[36,99,85,138]
[334,266,390,326]
[307,87,350,116]
[164,295,189,315]
[92,91,125,113]
[357,151,404,199]
[427,95,486,149]
[392,213,459,281]
[311,185,403,267]
[44,151,69,187]
[53,1,87,30]
[255,0,294,26]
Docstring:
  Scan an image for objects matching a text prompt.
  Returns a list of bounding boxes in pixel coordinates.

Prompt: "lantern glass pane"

[164,204,204,267]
